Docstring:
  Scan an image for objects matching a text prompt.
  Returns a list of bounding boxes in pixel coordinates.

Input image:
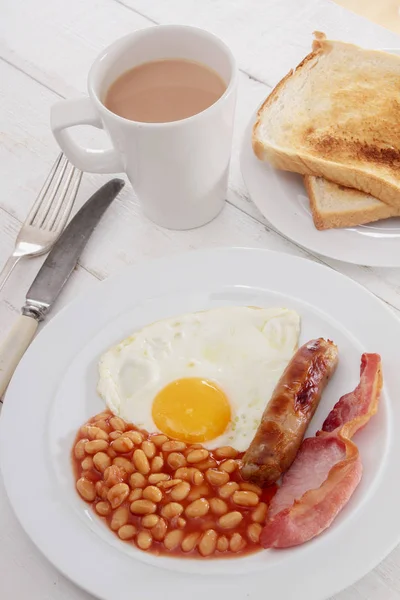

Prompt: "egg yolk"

[152,377,231,443]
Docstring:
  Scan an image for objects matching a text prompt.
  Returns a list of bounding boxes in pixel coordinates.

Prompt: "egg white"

[97,306,300,451]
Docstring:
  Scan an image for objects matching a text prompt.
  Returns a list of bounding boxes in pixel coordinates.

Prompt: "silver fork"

[0,153,82,292]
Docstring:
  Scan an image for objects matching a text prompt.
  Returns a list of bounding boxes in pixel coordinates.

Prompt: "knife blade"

[23,178,125,320]
[0,177,124,397]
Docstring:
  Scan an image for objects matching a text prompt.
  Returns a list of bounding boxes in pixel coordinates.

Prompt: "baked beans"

[72,411,277,559]
[110,416,126,432]
[162,440,186,452]
[74,438,88,460]
[108,483,129,509]
[118,524,136,540]
[251,502,268,524]
[167,452,186,470]
[214,446,238,459]
[185,498,209,518]
[157,478,183,490]
[230,532,246,552]
[151,517,167,541]
[133,449,150,475]
[199,529,217,556]
[142,514,159,528]
[143,485,163,503]
[141,441,156,459]
[232,491,259,507]
[247,522,262,543]
[194,458,218,471]
[164,529,184,550]
[152,434,168,447]
[129,488,142,502]
[209,497,228,516]
[186,483,210,502]
[175,467,204,485]
[137,530,152,550]
[111,506,129,530]
[113,456,135,475]
[85,439,108,454]
[218,511,243,529]
[217,535,229,552]
[76,477,95,501]
[111,436,134,453]
[125,430,143,444]
[95,500,111,516]
[148,473,169,484]
[95,481,109,500]
[95,420,110,433]
[104,465,126,486]
[93,451,111,473]
[150,456,164,473]
[170,481,191,502]
[219,459,238,474]
[181,531,201,552]
[205,469,230,486]
[161,502,184,519]
[130,499,157,515]
[218,482,240,499]
[186,448,209,463]
[129,472,146,488]
[81,456,94,471]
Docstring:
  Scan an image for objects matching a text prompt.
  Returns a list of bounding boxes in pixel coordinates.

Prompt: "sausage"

[240,338,338,487]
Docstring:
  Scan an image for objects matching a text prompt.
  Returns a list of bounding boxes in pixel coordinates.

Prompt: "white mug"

[50,25,238,230]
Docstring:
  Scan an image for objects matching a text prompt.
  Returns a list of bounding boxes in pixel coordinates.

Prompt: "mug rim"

[87,24,238,128]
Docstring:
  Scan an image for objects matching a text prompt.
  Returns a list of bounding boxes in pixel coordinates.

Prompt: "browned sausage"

[240,338,338,486]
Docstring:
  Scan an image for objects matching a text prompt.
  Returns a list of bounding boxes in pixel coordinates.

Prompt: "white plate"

[1,247,400,600]
[240,50,400,267]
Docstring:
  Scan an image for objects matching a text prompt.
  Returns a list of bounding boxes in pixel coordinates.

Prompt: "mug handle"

[50,97,123,173]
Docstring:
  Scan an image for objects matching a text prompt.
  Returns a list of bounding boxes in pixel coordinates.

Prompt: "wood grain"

[335,0,400,35]
[0,0,400,599]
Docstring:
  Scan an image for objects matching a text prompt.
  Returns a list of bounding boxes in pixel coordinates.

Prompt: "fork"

[0,153,82,292]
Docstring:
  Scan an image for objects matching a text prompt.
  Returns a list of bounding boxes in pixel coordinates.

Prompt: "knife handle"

[0,315,38,397]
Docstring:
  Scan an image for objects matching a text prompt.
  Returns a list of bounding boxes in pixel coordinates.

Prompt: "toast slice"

[253,32,400,208]
[304,176,400,230]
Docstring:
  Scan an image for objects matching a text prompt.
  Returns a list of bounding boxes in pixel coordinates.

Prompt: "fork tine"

[49,169,82,233]
[32,155,69,228]
[27,153,64,223]
[44,162,76,230]
[0,153,83,294]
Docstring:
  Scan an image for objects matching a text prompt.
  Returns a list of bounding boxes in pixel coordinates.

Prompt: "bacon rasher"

[261,353,382,549]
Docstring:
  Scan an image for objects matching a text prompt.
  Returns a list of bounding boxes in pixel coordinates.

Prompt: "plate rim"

[1,246,400,600]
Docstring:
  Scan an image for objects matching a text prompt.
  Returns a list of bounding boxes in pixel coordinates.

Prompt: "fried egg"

[97,306,300,451]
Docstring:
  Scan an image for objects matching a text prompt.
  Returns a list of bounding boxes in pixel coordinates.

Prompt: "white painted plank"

[0,207,98,330]
[3,0,399,95]
[3,0,400,318]
[1,51,400,313]
[0,0,151,100]
[117,0,400,86]
[335,0,400,35]
[0,132,399,600]
[0,1,400,599]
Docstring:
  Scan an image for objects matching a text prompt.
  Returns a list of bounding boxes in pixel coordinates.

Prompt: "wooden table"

[335,0,400,35]
[1,1,400,598]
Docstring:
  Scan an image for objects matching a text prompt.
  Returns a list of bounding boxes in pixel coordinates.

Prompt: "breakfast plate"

[1,247,400,600]
[240,49,400,268]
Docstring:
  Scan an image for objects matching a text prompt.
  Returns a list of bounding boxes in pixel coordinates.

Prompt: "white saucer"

[240,55,400,267]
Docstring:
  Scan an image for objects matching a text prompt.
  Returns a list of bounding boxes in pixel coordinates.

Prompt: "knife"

[0,178,125,397]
